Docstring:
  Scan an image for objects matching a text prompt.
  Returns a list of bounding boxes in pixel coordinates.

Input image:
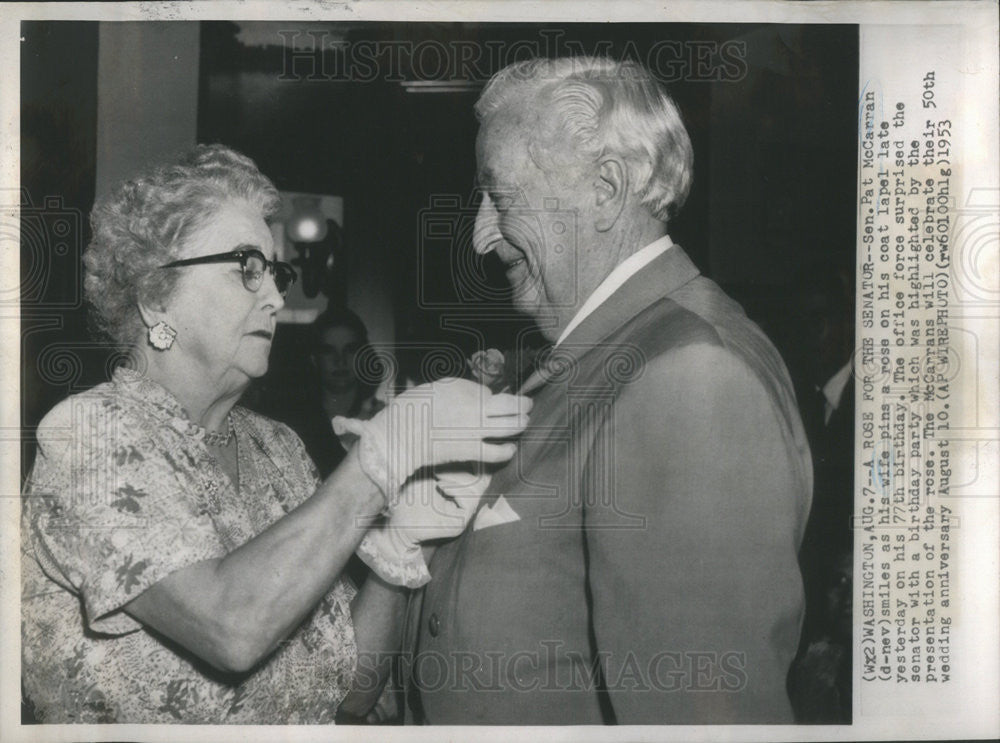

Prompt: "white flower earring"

[148,321,177,350]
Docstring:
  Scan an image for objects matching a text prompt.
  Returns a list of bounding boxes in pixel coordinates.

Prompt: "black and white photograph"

[1,2,997,741]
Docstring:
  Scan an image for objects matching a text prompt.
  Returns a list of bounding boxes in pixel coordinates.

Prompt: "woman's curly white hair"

[83,144,280,346]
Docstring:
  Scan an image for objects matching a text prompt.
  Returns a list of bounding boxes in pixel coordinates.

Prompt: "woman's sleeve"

[24,395,227,636]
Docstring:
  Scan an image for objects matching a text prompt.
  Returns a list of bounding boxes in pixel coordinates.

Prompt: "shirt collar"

[555,235,674,347]
[821,358,854,412]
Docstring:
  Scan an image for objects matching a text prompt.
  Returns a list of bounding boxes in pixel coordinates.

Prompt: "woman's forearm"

[125,446,384,673]
[338,574,409,716]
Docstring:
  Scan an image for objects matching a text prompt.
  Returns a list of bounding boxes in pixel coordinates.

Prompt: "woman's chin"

[230,355,271,384]
[247,359,271,379]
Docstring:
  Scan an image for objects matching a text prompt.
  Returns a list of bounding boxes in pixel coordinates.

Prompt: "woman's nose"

[258,268,286,310]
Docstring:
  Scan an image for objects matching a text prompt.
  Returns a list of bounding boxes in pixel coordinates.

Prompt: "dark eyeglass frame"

[160,248,297,296]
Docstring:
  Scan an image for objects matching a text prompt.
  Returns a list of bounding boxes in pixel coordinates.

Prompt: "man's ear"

[593,156,628,233]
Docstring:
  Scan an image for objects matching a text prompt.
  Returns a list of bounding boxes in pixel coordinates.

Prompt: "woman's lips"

[248,329,273,340]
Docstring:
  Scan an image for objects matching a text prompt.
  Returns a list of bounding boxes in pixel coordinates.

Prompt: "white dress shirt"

[821,358,853,425]
[555,235,674,347]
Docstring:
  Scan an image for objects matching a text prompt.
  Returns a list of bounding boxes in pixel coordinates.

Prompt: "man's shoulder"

[615,276,736,358]
[611,275,797,403]
[628,275,789,377]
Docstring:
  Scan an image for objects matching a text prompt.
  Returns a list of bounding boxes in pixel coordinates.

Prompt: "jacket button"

[428,613,441,637]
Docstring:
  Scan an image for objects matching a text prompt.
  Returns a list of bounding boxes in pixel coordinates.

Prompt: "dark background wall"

[21,22,99,474]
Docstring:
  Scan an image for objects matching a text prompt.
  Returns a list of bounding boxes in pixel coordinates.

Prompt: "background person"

[306,306,386,477]
[788,265,855,723]
[787,548,852,722]
[252,305,387,481]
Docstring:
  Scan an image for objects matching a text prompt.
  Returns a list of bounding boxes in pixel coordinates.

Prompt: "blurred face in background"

[314,324,361,395]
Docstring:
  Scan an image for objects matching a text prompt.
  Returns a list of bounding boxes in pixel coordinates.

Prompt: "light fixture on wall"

[399,80,482,94]
[291,219,344,302]
[285,195,328,242]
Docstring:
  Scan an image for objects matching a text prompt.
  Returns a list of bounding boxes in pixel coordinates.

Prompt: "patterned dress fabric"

[22,367,357,724]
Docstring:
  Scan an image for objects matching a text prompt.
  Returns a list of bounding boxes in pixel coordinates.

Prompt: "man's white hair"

[475,56,694,221]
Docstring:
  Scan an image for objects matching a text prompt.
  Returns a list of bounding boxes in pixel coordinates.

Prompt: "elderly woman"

[21,144,529,724]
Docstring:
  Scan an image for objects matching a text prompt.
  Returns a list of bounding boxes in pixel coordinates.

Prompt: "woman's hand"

[355,470,491,588]
[334,378,530,509]
[389,468,490,543]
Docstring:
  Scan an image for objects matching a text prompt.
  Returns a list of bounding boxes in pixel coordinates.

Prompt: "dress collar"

[113,366,190,421]
[113,366,229,444]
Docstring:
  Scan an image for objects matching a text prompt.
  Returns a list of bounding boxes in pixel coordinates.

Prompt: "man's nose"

[472,193,502,255]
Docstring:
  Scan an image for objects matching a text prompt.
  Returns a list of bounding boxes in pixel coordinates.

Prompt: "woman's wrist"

[325,444,386,521]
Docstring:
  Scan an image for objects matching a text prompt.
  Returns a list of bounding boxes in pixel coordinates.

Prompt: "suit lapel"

[518,246,701,395]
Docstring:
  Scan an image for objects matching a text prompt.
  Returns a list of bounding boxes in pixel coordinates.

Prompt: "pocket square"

[473,495,521,531]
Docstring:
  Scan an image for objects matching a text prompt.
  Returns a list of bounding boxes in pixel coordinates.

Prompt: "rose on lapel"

[467,348,507,392]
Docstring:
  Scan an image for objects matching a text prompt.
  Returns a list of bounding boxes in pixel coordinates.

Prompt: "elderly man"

[405,57,812,724]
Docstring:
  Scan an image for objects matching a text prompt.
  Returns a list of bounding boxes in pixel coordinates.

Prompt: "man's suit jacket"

[405,247,813,724]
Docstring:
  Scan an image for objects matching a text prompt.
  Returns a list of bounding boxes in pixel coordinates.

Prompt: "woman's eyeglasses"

[160,249,298,296]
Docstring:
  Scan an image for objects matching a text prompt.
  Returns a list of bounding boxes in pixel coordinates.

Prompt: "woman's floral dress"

[22,367,358,723]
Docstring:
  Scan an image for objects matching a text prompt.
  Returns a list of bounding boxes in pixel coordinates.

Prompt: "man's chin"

[513,303,562,341]
[512,297,544,324]
[509,281,543,312]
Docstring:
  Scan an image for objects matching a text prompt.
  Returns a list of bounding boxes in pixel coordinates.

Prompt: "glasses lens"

[274,263,297,296]
[241,252,266,291]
